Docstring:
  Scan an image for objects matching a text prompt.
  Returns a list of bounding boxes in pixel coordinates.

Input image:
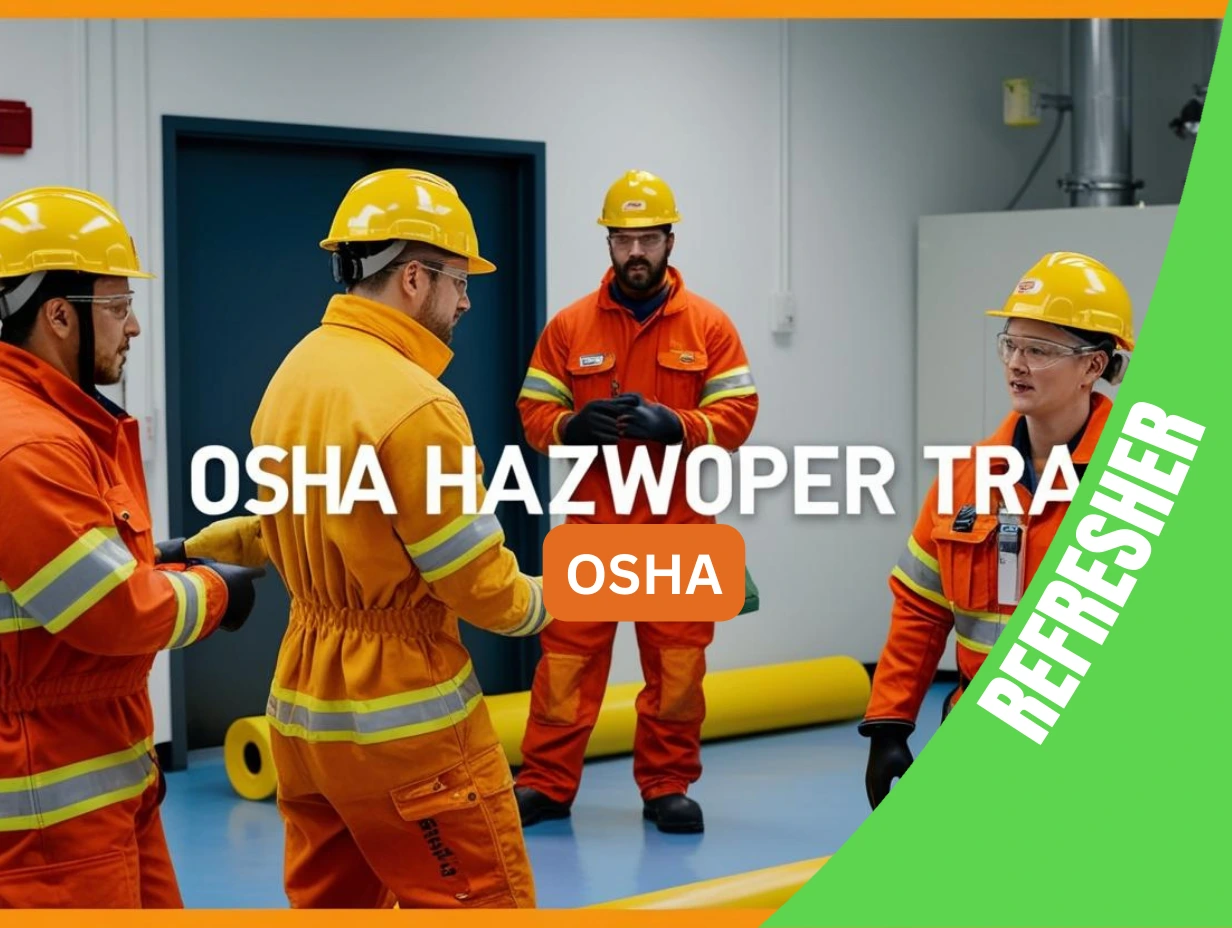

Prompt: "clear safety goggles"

[608,231,669,252]
[995,332,1100,371]
[65,291,137,323]
[420,262,469,296]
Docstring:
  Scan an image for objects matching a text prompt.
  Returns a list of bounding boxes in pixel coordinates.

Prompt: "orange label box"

[542,524,746,622]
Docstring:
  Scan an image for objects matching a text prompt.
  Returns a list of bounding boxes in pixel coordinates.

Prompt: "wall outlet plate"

[771,291,796,334]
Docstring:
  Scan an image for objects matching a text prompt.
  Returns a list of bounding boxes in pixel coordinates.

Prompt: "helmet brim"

[597,216,681,229]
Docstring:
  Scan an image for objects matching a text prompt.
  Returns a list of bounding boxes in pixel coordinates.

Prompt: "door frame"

[161,115,549,769]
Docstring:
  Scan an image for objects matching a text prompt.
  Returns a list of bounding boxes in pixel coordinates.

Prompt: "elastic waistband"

[0,666,150,714]
[288,598,449,637]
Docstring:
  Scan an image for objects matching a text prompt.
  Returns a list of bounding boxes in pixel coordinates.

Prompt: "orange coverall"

[864,392,1112,725]
[0,343,231,908]
[515,266,758,802]
[251,294,547,909]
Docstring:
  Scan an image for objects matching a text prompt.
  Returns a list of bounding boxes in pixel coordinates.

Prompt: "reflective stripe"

[14,528,137,634]
[893,537,944,599]
[164,570,209,650]
[891,561,946,611]
[519,368,573,407]
[700,412,716,445]
[0,583,39,635]
[0,739,156,833]
[954,608,1008,654]
[266,662,483,745]
[406,514,504,583]
[886,533,1008,652]
[699,366,756,408]
[502,576,549,637]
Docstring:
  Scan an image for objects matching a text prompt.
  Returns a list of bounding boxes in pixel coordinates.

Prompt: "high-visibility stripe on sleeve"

[0,583,39,635]
[699,365,756,408]
[519,368,573,407]
[0,738,156,832]
[500,575,550,638]
[12,528,137,634]
[895,537,943,595]
[700,412,716,445]
[163,570,209,650]
[889,535,950,610]
[405,513,505,583]
[551,410,571,445]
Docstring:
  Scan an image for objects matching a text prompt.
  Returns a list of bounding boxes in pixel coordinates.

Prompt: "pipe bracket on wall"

[1059,176,1145,195]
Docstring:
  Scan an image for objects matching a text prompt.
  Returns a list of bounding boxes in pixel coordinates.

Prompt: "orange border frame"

[4,912,775,926]
[2,3,1222,924]
[0,2,1226,15]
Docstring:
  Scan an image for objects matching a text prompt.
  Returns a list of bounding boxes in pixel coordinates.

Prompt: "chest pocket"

[655,348,708,409]
[930,514,999,613]
[103,483,152,558]
[566,351,617,404]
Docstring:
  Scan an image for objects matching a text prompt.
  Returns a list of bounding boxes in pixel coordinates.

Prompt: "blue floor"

[160,684,948,908]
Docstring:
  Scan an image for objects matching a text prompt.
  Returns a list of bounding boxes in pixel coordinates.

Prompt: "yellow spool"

[224,715,278,801]
[593,856,829,909]
[224,656,869,798]
[487,656,870,766]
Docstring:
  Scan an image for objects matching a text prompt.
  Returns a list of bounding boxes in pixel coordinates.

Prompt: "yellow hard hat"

[0,186,153,282]
[598,170,681,229]
[986,252,1135,351]
[320,168,495,275]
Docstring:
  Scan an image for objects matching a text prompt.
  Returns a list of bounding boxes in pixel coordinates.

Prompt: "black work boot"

[515,786,571,827]
[643,793,704,834]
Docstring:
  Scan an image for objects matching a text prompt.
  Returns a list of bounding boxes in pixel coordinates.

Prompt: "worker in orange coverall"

[242,169,550,908]
[514,170,759,834]
[0,186,263,907]
[861,252,1135,809]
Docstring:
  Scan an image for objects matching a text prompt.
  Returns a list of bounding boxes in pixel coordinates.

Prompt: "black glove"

[155,538,187,564]
[616,393,683,444]
[859,721,914,810]
[562,396,639,445]
[199,560,266,632]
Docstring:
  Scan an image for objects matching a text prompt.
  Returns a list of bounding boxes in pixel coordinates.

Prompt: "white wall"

[0,19,1208,705]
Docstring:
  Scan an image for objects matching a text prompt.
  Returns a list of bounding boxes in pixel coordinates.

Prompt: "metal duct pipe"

[1063,19,1139,207]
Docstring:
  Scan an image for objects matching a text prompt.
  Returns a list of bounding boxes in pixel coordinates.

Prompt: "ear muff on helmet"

[331,241,406,286]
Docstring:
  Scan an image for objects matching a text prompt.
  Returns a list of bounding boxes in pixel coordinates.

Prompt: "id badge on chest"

[997,507,1028,606]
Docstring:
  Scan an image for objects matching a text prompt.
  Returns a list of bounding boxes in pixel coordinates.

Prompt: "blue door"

[164,118,547,757]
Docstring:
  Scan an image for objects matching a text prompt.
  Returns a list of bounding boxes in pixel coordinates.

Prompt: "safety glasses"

[608,231,668,252]
[995,332,1100,371]
[65,291,137,323]
[420,262,469,296]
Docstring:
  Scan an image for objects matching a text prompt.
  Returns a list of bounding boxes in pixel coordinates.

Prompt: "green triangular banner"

[768,13,1231,928]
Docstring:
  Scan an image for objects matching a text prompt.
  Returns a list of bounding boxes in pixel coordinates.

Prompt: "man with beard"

[244,168,548,908]
[0,186,262,907]
[513,170,759,834]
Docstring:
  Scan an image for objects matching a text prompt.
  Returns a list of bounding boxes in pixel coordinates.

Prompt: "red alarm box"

[0,101,33,155]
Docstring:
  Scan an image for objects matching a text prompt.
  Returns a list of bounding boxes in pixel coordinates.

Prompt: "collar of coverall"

[320,293,453,379]
[596,265,688,316]
[982,390,1112,476]
[0,341,129,454]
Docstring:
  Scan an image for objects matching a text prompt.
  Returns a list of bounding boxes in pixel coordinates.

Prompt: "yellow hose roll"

[224,715,278,801]
[488,656,870,766]
[593,856,829,909]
